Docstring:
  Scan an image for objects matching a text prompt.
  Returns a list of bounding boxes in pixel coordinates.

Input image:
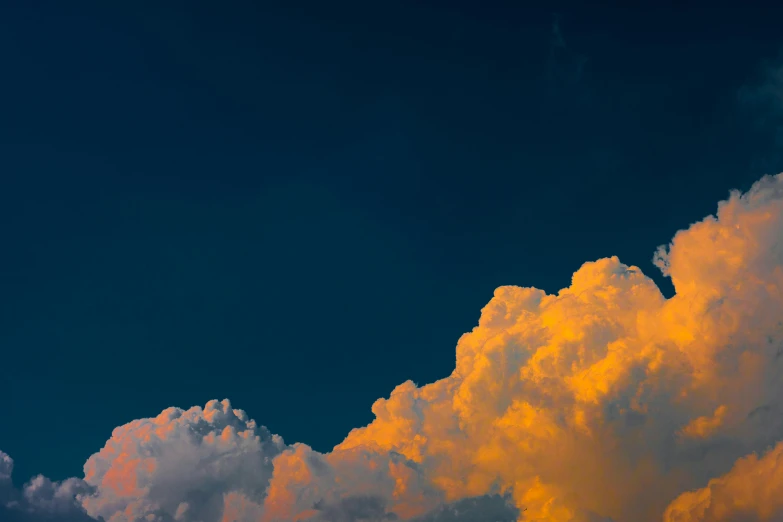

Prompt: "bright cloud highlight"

[6,173,783,521]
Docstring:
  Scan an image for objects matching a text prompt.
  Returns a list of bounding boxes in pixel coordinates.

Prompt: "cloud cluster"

[0,450,94,522]
[6,173,783,521]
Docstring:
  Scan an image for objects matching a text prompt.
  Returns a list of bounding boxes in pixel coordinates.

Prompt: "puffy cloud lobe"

[336,259,678,521]
[24,475,94,515]
[260,443,442,522]
[79,399,286,522]
[0,450,95,522]
[663,441,783,521]
[7,173,783,521]
[1,451,14,505]
[0,451,16,510]
[1,451,12,480]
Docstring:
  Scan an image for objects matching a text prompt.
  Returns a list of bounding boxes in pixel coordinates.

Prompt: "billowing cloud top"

[6,174,783,522]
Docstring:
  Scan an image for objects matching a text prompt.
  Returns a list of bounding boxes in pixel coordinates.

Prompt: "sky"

[2,2,783,521]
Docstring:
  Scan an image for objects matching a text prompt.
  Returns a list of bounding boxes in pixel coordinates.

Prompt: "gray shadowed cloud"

[411,494,519,522]
[0,451,98,522]
[312,495,398,522]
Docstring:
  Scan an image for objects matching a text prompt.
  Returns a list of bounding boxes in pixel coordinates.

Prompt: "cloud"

[739,58,783,172]
[547,14,589,87]
[740,59,783,118]
[0,450,95,522]
[79,399,286,522]
[259,442,443,522]
[663,441,783,521]
[326,173,783,521]
[410,494,519,522]
[6,173,783,521]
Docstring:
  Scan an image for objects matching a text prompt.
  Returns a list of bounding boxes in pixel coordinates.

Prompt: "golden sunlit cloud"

[5,173,783,522]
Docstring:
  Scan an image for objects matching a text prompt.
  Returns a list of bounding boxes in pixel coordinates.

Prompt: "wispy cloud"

[546,15,589,88]
[739,55,783,173]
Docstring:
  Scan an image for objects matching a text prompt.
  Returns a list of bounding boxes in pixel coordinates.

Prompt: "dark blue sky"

[2,1,782,484]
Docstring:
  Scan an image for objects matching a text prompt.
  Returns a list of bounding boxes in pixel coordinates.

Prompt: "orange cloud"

[332,173,783,520]
[6,173,783,522]
[678,406,727,440]
[664,441,783,521]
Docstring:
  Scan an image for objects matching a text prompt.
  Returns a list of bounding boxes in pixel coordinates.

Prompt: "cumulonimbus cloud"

[6,173,783,522]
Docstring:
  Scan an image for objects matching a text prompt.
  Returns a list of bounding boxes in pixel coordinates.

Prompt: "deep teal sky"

[2,1,782,484]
